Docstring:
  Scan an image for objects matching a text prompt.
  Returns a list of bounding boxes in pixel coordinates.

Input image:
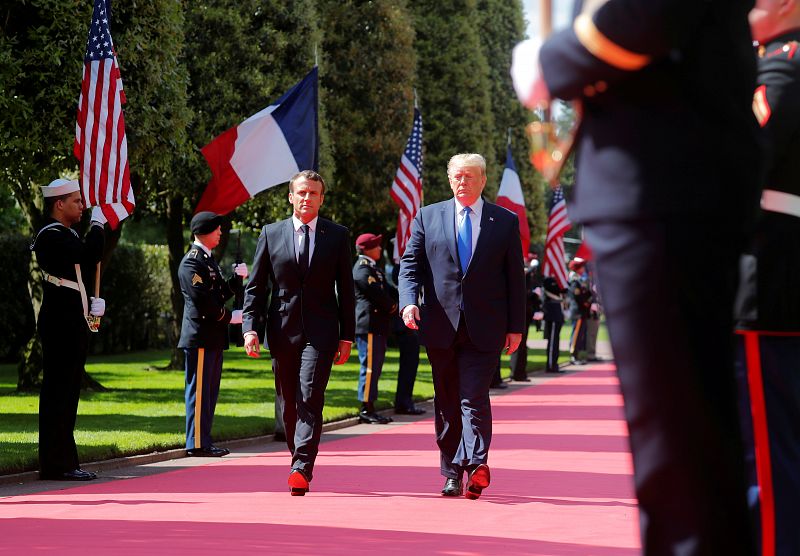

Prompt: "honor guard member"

[513,0,761,552]
[32,178,106,481]
[178,211,247,457]
[353,233,397,424]
[734,3,800,555]
[542,277,565,374]
[567,258,591,365]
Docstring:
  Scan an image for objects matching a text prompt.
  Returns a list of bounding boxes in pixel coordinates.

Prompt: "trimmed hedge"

[3,236,173,360]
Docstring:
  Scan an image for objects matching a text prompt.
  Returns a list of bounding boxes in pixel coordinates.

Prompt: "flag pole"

[507,127,512,148]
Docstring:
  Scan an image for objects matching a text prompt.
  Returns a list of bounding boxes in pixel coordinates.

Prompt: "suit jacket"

[177,246,236,350]
[539,0,761,225]
[242,217,356,352]
[398,198,525,352]
[353,255,397,336]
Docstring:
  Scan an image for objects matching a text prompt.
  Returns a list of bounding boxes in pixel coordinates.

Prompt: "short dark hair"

[289,170,326,193]
[44,193,72,217]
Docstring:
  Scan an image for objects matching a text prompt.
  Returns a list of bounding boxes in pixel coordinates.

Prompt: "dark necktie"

[298,224,310,276]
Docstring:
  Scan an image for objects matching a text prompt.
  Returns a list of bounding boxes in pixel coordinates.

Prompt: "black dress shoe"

[358,410,392,424]
[490,382,508,389]
[395,406,426,415]
[441,477,463,497]
[512,376,531,382]
[288,469,310,496]
[465,464,491,500]
[41,468,97,481]
[187,446,229,457]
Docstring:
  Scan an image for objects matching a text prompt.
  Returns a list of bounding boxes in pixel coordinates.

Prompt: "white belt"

[42,265,89,318]
[761,189,800,219]
[42,271,80,291]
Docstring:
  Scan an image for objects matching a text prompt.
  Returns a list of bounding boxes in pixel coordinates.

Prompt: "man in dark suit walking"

[242,170,356,496]
[399,153,525,500]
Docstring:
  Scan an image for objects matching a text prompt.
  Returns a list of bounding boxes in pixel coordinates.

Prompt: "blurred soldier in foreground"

[32,178,105,481]
[735,2,800,554]
[178,211,246,457]
[513,0,761,553]
[353,233,396,424]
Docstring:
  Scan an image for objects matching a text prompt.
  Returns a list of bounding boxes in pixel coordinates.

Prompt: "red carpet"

[0,364,640,555]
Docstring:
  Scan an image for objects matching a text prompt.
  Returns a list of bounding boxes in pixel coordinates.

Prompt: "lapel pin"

[489,217,494,222]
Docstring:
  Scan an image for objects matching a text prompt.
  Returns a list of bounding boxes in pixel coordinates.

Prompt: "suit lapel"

[468,200,496,271]
[308,218,327,274]
[442,200,459,270]
[281,218,300,278]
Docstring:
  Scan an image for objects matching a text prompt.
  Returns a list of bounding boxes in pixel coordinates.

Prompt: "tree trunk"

[18,238,44,390]
[165,194,186,370]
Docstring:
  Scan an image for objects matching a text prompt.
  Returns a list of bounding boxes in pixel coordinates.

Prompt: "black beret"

[191,211,224,235]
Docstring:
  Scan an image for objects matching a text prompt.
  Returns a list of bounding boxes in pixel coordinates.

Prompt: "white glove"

[230,309,243,325]
[533,287,542,297]
[590,303,600,313]
[90,296,105,316]
[233,263,248,279]
[90,206,107,226]
[511,38,547,108]
[533,311,544,321]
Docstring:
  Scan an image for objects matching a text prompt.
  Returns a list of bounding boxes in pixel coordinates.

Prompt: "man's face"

[288,177,324,222]
[448,165,486,206]
[196,226,222,250]
[58,192,84,226]
[364,245,382,261]
[749,0,783,43]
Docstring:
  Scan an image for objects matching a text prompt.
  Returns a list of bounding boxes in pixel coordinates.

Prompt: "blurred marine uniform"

[535,0,761,552]
[734,30,800,556]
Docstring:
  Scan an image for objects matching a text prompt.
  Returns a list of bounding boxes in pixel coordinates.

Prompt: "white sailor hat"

[40,178,80,198]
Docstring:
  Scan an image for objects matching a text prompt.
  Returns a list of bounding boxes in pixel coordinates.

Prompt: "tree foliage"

[316,0,417,236]
[476,0,546,247]
[408,0,495,203]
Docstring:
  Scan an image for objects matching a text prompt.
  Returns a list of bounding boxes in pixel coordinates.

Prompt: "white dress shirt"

[192,240,212,257]
[292,215,318,263]
[454,196,483,255]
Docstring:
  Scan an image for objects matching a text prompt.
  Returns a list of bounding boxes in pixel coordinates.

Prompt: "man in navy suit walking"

[399,153,525,499]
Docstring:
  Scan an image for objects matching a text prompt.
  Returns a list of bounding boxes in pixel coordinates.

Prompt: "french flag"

[496,145,530,257]
[196,67,319,215]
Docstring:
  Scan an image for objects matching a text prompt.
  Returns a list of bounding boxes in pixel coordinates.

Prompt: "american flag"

[390,108,423,262]
[543,186,571,289]
[73,0,134,230]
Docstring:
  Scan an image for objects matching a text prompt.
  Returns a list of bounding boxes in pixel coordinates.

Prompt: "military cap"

[191,211,224,235]
[40,178,80,198]
[355,233,383,250]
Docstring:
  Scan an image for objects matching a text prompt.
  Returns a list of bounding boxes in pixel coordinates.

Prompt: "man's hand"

[90,206,107,226]
[402,305,420,330]
[334,341,352,365]
[504,333,523,355]
[511,38,550,109]
[89,296,105,316]
[232,263,248,279]
[230,309,243,325]
[244,332,260,358]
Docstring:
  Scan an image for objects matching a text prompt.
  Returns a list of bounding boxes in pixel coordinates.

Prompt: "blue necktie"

[457,206,472,272]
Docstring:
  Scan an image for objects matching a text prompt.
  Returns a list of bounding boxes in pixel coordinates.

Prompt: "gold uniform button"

[583,85,596,97]
[595,80,608,93]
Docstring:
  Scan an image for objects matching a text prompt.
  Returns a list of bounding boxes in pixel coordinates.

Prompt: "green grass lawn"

[0,323,604,475]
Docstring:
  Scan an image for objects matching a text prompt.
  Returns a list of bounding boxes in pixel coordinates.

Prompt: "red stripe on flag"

[196,126,251,215]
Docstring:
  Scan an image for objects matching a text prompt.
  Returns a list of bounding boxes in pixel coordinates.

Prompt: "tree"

[407,0,495,203]
[476,0,546,247]
[0,0,191,387]
[165,0,322,367]
[315,0,417,235]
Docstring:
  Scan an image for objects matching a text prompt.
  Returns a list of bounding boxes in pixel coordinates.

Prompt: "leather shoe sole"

[395,407,426,415]
[288,470,310,496]
[187,446,228,457]
[465,464,491,500]
[40,469,97,481]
